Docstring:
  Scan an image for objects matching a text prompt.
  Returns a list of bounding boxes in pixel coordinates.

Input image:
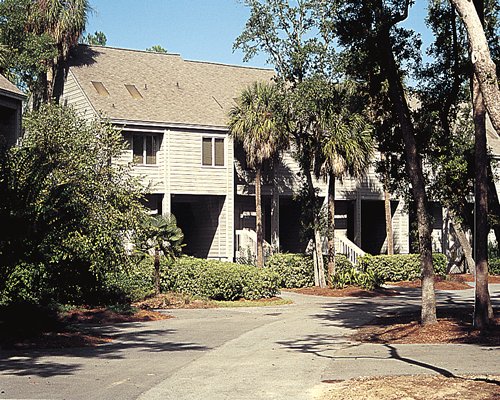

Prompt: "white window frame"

[132,134,159,165]
[201,136,225,167]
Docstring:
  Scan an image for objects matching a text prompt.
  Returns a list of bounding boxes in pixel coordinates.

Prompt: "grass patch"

[212,297,293,308]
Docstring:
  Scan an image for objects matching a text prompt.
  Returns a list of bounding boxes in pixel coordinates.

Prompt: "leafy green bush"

[102,256,156,303]
[161,256,280,300]
[330,268,383,290]
[489,258,500,275]
[358,253,448,282]
[265,253,314,288]
[265,253,354,288]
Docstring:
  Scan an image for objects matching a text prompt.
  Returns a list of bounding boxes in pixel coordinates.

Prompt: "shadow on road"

[0,324,209,377]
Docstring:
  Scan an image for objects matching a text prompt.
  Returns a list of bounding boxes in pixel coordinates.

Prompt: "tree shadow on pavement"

[0,324,209,377]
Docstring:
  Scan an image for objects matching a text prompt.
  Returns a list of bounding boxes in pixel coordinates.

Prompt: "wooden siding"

[61,71,96,119]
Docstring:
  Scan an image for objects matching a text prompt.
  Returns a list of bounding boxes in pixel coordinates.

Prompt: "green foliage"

[489,258,500,275]
[146,44,168,53]
[358,254,448,282]
[137,214,184,260]
[161,256,280,301]
[330,268,383,290]
[0,104,148,305]
[81,31,107,46]
[265,252,354,288]
[265,253,314,288]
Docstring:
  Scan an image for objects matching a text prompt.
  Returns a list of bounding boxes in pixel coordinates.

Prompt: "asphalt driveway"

[1,285,499,400]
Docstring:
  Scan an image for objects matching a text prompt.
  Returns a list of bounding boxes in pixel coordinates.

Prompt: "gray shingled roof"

[68,45,275,128]
[0,74,25,99]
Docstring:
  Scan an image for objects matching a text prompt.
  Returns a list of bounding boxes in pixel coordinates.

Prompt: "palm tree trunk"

[472,74,493,329]
[154,248,161,295]
[449,212,475,274]
[304,168,326,287]
[327,173,336,285]
[255,166,264,268]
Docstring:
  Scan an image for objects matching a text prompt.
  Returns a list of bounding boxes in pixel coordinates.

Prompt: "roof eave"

[109,118,229,132]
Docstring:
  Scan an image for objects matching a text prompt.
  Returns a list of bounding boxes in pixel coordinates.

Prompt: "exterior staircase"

[235,229,365,266]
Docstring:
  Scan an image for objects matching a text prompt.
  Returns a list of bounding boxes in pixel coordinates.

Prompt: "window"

[133,134,158,164]
[202,137,224,166]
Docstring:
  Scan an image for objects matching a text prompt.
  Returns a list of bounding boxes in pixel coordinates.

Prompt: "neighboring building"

[64,45,476,263]
[0,74,25,147]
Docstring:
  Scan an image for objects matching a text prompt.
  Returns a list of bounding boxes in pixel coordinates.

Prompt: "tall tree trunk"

[449,212,475,274]
[472,74,493,329]
[327,173,336,285]
[304,168,326,287]
[378,27,437,325]
[255,166,264,268]
[450,0,500,135]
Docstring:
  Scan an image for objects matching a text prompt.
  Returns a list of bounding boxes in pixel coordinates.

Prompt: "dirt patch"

[353,307,500,345]
[134,293,217,309]
[318,375,500,400]
[389,279,471,290]
[284,286,400,297]
[451,274,500,284]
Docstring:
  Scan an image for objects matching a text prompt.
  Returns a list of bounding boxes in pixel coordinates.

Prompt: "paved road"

[1,285,499,400]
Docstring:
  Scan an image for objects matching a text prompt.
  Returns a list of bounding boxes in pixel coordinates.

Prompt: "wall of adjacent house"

[61,71,96,119]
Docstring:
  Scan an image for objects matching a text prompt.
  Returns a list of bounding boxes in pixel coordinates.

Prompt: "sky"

[85,0,432,69]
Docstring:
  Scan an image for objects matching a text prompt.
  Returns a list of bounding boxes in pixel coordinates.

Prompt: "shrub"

[489,258,500,276]
[265,253,314,288]
[265,253,355,288]
[358,253,448,282]
[161,256,280,300]
[330,268,383,290]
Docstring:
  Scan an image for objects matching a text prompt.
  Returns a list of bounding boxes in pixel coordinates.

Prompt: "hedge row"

[161,257,280,300]
[489,258,500,275]
[358,253,448,282]
[264,253,354,288]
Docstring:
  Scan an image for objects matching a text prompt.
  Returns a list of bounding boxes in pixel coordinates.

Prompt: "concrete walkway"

[0,285,498,400]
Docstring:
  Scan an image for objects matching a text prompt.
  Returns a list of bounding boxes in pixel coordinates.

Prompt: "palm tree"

[228,82,286,268]
[141,214,184,295]
[28,0,90,102]
[320,111,374,282]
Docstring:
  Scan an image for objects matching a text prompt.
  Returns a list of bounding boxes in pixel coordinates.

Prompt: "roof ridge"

[80,44,273,72]
[81,43,181,57]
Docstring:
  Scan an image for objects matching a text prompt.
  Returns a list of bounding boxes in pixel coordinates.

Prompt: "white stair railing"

[334,235,366,266]
[235,229,272,264]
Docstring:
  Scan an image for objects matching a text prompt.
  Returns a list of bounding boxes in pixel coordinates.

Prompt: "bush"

[265,253,355,288]
[330,268,383,290]
[358,253,448,282]
[489,258,500,276]
[161,256,280,300]
[265,253,314,288]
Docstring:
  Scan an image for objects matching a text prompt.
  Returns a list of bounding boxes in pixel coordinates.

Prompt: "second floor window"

[202,137,224,166]
[133,134,158,164]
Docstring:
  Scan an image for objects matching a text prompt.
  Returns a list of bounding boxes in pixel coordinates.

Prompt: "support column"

[354,193,362,247]
[271,186,280,253]
[163,129,171,216]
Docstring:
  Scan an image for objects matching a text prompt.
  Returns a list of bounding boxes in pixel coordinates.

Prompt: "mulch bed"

[61,307,171,325]
[284,286,400,297]
[353,307,500,345]
[450,274,500,284]
[389,274,500,289]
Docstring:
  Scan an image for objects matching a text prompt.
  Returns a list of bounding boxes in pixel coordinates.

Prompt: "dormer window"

[125,84,143,99]
[91,81,109,96]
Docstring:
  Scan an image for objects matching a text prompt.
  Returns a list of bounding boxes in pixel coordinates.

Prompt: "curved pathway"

[0,285,498,400]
